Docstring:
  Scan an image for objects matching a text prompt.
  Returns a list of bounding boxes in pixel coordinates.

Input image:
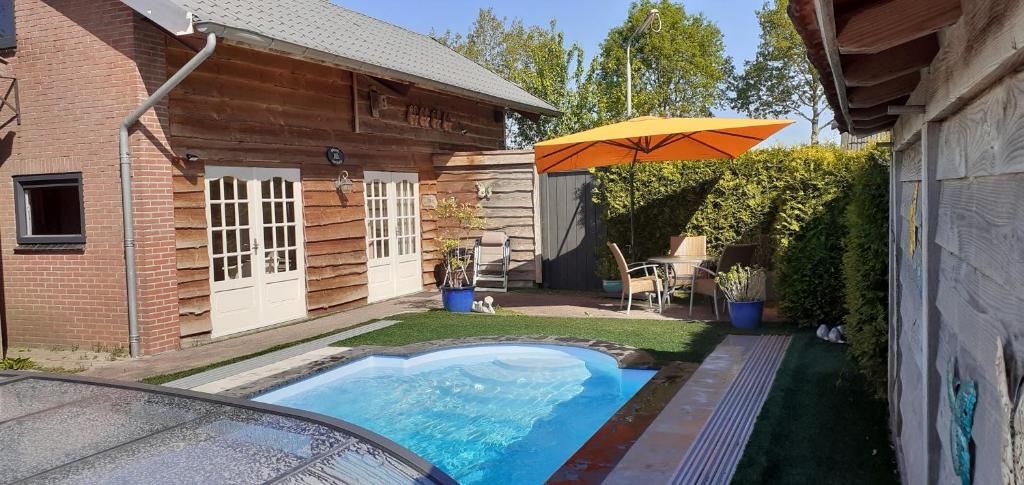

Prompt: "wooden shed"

[791,0,1024,483]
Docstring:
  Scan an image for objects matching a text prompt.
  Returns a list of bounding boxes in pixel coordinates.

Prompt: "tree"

[433,9,595,148]
[731,0,827,144]
[591,0,733,121]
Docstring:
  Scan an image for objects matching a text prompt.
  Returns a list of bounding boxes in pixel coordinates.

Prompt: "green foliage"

[591,0,733,120]
[592,145,884,326]
[0,357,36,370]
[433,9,596,147]
[842,151,891,395]
[716,265,767,302]
[731,0,826,144]
[434,197,485,288]
[594,247,620,280]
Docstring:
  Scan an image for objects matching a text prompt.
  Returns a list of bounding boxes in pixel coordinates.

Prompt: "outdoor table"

[647,255,708,304]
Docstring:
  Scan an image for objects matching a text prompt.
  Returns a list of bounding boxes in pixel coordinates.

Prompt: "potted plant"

[435,197,484,312]
[595,248,622,294]
[716,264,767,329]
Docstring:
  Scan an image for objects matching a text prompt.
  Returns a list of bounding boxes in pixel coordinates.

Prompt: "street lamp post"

[624,8,660,257]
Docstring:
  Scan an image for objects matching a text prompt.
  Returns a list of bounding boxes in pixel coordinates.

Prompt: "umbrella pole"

[629,150,638,260]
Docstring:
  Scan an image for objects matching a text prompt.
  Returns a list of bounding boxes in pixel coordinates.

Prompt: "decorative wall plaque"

[406,104,457,133]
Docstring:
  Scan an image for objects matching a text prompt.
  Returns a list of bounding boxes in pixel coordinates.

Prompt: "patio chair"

[607,242,662,314]
[689,243,757,320]
[473,231,511,292]
[667,235,707,296]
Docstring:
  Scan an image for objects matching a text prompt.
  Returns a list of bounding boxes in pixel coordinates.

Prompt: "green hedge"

[842,151,890,395]
[592,145,886,327]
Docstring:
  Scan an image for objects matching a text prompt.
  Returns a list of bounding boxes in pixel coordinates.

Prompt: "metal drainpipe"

[120,33,217,358]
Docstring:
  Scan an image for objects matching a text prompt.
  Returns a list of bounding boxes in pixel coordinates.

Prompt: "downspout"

[120,32,216,357]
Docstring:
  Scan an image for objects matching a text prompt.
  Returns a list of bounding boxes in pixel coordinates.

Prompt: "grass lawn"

[331,310,793,363]
[731,333,899,484]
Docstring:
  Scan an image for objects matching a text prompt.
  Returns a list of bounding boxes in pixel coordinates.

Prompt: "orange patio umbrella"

[534,116,793,256]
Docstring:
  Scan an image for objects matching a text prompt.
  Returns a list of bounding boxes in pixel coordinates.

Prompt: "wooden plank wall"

[893,62,1024,485]
[433,152,539,287]
[166,42,505,334]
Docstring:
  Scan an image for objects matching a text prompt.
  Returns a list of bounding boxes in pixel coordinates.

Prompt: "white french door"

[364,171,423,303]
[205,166,306,337]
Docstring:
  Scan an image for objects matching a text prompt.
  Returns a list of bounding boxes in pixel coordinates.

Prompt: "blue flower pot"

[441,286,476,312]
[602,279,623,294]
[728,301,764,329]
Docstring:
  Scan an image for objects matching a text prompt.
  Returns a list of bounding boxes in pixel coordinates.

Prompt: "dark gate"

[540,171,603,290]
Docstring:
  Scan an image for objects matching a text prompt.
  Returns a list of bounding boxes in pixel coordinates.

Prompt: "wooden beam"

[812,0,855,133]
[852,115,898,130]
[888,104,926,115]
[849,97,908,120]
[433,150,535,167]
[836,0,961,54]
[847,72,920,108]
[843,35,939,86]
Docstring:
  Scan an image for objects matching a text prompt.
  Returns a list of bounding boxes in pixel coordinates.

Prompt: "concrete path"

[164,319,399,390]
[605,334,791,485]
[82,292,440,382]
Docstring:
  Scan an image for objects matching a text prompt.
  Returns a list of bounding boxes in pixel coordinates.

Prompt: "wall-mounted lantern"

[335,170,354,194]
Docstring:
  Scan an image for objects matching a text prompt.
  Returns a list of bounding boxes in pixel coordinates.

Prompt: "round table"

[647,255,708,304]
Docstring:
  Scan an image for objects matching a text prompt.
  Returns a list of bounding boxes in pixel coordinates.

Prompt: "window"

[0,0,14,50]
[13,173,85,244]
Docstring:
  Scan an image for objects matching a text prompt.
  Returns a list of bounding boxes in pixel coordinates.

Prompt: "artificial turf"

[331,310,734,364]
[730,333,899,484]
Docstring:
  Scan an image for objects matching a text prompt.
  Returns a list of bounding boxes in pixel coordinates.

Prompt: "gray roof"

[125,0,558,115]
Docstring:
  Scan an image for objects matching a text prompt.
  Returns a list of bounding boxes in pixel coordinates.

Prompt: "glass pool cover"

[0,372,454,484]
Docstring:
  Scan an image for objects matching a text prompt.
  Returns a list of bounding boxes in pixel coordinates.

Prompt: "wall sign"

[326,146,345,166]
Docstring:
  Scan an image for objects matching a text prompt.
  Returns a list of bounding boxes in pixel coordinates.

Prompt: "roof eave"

[193,21,560,117]
[121,0,194,35]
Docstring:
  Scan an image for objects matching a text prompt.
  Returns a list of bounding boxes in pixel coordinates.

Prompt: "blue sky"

[335,0,839,145]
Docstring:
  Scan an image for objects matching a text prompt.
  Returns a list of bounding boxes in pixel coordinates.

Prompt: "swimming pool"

[255,344,655,484]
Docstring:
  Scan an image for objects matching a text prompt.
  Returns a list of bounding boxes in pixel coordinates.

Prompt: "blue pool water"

[256,344,655,484]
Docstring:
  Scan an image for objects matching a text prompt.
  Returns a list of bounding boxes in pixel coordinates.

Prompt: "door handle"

[253,238,260,252]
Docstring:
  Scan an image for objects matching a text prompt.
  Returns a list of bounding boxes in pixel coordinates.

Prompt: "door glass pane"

[212,230,223,254]
[237,180,247,200]
[285,181,294,198]
[277,250,287,272]
[264,226,273,249]
[262,180,271,199]
[276,226,285,248]
[213,257,225,282]
[241,254,251,278]
[263,202,272,224]
[210,204,222,228]
[238,204,249,226]
[225,203,236,227]
[288,249,297,271]
[209,179,221,201]
[240,229,250,251]
[287,226,295,247]
[275,203,284,225]
[224,177,235,200]
[227,255,238,279]
[286,202,294,223]
[226,230,237,253]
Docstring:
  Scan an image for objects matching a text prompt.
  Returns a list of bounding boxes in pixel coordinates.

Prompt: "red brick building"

[0,0,555,356]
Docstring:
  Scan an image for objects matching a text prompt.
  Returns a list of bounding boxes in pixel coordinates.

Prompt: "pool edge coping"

[215,335,658,399]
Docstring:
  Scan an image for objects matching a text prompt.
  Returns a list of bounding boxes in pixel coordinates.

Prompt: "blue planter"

[602,279,623,294]
[441,286,476,312]
[728,301,764,329]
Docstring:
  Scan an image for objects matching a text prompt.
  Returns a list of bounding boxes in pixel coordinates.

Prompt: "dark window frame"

[13,172,86,245]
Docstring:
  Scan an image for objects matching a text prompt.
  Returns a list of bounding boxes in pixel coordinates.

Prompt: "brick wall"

[0,0,178,354]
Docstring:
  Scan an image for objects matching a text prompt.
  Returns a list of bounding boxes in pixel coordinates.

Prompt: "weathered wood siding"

[890,6,1024,480]
[167,41,506,331]
[433,151,540,287]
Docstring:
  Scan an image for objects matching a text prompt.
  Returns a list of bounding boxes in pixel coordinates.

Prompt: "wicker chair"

[607,242,662,314]
[666,235,707,300]
[689,243,757,320]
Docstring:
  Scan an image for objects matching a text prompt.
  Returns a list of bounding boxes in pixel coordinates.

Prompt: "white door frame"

[363,171,423,303]
[205,166,307,337]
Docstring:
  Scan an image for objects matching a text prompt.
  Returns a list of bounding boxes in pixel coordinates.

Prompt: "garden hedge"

[841,150,890,395]
[591,145,889,330]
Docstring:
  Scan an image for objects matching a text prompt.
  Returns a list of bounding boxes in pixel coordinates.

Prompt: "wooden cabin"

[791,0,1024,483]
[0,0,556,355]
